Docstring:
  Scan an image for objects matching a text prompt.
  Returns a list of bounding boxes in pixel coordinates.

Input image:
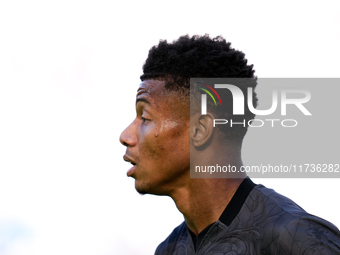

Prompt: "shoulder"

[154,222,192,255]
[234,183,308,229]
[276,215,340,254]
[249,184,340,254]
[246,184,311,222]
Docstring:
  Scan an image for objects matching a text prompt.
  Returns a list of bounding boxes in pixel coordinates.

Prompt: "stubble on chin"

[135,181,148,195]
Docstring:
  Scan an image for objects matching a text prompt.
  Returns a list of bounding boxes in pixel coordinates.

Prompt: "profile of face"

[119,80,191,195]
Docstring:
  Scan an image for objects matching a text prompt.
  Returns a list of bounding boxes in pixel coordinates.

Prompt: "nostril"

[120,135,129,146]
[119,133,134,147]
[119,121,136,147]
[119,130,129,146]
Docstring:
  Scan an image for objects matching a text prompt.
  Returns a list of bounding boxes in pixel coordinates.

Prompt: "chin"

[135,180,167,196]
[135,180,150,195]
[136,187,148,195]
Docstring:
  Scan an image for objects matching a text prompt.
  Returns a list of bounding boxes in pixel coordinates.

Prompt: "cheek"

[138,125,164,160]
[138,119,189,161]
[158,123,190,154]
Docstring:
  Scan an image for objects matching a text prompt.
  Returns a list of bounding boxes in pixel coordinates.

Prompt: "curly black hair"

[140,34,258,141]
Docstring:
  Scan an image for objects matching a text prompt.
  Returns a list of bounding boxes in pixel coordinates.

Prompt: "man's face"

[120,79,190,195]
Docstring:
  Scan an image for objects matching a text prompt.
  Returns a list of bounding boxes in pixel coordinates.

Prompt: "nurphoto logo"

[196,80,312,128]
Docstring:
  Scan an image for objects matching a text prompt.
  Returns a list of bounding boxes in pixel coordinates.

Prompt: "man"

[120,35,340,254]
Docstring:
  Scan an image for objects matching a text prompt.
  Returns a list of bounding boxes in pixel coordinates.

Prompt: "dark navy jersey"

[155,178,340,254]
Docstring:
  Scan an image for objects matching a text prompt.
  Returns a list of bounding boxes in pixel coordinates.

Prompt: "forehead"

[136,79,173,108]
[136,79,188,118]
[137,79,166,97]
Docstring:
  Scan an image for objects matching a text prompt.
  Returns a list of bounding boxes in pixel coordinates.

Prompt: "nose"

[120,121,137,147]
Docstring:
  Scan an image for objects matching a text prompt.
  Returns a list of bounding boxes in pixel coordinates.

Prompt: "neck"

[170,166,245,235]
[169,133,247,235]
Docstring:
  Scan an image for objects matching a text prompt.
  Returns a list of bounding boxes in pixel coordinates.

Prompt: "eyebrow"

[136,98,151,105]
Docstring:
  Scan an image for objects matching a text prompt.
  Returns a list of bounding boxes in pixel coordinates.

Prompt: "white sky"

[0,0,339,254]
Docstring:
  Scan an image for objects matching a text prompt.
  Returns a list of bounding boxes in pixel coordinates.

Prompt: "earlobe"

[191,113,214,148]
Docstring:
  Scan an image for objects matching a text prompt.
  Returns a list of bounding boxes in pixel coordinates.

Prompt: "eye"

[141,116,149,123]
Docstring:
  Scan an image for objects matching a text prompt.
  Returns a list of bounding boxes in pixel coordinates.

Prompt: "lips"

[123,154,137,176]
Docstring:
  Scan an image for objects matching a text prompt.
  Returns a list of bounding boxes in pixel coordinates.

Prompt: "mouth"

[123,155,137,177]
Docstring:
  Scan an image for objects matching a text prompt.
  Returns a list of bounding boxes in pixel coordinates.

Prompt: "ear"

[191,113,215,147]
